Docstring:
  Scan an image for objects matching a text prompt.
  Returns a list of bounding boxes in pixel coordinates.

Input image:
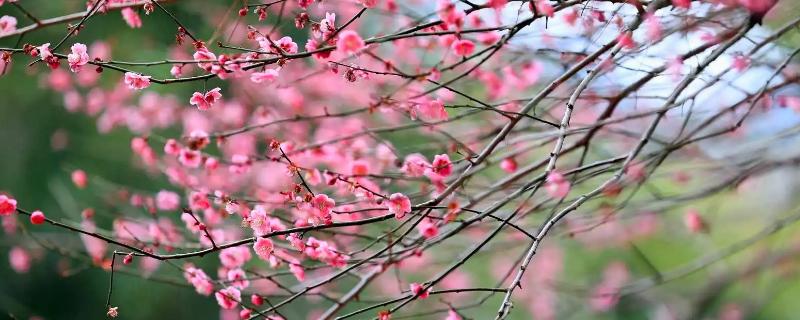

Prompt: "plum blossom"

[417,219,439,239]
[193,48,216,70]
[387,193,411,219]
[413,99,448,121]
[189,88,222,110]
[260,36,298,55]
[336,30,365,55]
[184,265,214,295]
[253,237,274,260]
[430,154,453,178]
[0,195,17,216]
[67,43,90,72]
[732,54,751,72]
[438,0,465,29]
[155,190,180,211]
[124,72,151,90]
[178,149,202,168]
[38,43,60,69]
[410,283,431,299]
[452,39,475,56]
[0,15,17,35]
[309,194,336,224]
[227,268,250,289]
[215,286,241,309]
[220,247,252,269]
[401,154,430,177]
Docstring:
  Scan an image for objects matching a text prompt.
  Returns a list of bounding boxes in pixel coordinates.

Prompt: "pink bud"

[30,210,46,225]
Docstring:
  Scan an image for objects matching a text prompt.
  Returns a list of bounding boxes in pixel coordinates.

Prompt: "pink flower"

[305,39,332,59]
[38,43,60,69]
[71,169,88,188]
[0,15,17,35]
[124,72,151,90]
[190,192,211,210]
[178,149,202,168]
[184,266,214,296]
[312,194,336,216]
[170,64,183,77]
[205,157,219,171]
[732,54,751,72]
[9,246,30,273]
[452,39,475,56]
[545,171,571,199]
[410,283,431,299]
[430,154,453,178]
[155,190,180,211]
[414,99,448,121]
[163,139,180,155]
[189,87,222,110]
[248,205,274,236]
[193,48,217,70]
[387,193,411,219]
[401,154,430,177]
[67,43,90,72]
[121,8,142,28]
[336,30,365,55]
[417,219,439,239]
[227,268,250,289]
[250,68,280,83]
[269,36,298,54]
[215,286,241,309]
[219,247,252,269]
[253,237,274,260]
[617,32,635,49]
[319,12,336,40]
[0,195,17,216]
[438,0,465,29]
[106,307,119,318]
